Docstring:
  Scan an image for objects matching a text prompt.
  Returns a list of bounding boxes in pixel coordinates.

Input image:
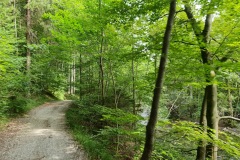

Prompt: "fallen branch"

[219,116,240,122]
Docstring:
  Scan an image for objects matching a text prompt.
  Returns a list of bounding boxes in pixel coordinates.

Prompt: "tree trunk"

[140,1,176,159]
[196,90,207,160]
[99,33,104,105]
[26,0,31,72]
[73,53,76,94]
[109,60,121,154]
[98,0,105,105]
[206,84,218,160]
[79,53,82,99]
[184,4,219,159]
[13,0,18,54]
[227,79,233,116]
[26,0,31,96]
[68,64,72,94]
[132,54,136,115]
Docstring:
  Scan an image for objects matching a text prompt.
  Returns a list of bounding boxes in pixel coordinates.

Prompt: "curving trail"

[0,101,87,160]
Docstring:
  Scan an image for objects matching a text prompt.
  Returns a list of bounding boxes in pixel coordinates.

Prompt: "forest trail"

[0,101,87,160]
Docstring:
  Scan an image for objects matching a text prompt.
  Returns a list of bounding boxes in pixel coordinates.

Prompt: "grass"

[23,96,52,113]
[0,95,54,130]
[66,105,114,160]
[0,117,8,130]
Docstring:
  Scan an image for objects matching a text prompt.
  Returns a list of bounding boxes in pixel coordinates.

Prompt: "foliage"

[72,125,114,160]
[66,100,143,159]
[1,0,240,159]
[66,103,114,160]
[0,95,53,129]
[135,120,240,159]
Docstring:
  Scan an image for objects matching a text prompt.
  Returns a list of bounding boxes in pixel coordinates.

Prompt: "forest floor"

[0,101,87,160]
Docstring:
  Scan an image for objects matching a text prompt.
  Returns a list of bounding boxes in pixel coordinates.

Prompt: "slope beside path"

[0,101,87,160]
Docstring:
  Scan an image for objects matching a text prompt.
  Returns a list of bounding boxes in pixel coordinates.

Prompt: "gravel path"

[0,101,87,160]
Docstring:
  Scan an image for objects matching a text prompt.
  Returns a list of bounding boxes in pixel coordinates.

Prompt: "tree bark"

[99,32,104,105]
[219,116,240,122]
[26,0,31,72]
[79,53,82,99]
[26,0,31,96]
[140,1,176,159]
[132,54,136,115]
[98,0,105,105]
[72,53,76,94]
[227,80,233,116]
[196,90,207,160]
[184,4,219,160]
[205,84,218,160]
[68,64,72,94]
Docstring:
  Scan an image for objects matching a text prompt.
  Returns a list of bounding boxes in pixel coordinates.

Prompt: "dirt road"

[0,101,87,160]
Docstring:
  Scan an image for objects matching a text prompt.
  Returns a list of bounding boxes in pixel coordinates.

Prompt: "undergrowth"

[0,94,54,130]
[66,100,143,160]
[66,104,114,160]
[66,101,240,160]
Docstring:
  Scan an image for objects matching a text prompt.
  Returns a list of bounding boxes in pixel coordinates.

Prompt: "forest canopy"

[0,0,240,159]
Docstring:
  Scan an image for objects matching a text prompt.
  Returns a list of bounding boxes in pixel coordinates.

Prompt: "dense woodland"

[0,0,240,159]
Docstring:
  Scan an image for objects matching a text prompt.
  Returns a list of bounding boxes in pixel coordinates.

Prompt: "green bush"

[7,96,28,115]
[0,95,51,130]
[1,94,51,117]
[66,101,144,159]
[66,104,114,160]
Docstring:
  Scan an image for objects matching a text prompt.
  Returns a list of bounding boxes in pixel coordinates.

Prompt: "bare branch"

[165,91,182,119]
[219,116,240,122]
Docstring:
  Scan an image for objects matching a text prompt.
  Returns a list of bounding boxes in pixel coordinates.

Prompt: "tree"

[184,1,240,159]
[141,0,176,159]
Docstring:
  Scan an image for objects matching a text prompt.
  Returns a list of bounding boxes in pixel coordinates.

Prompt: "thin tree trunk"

[140,1,176,159]
[236,84,240,117]
[88,64,91,94]
[26,0,31,96]
[189,85,193,99]
[79,53,82,99]
[98,0,104,105]
[154,54,157,79]
[227,80,233,116]
[68,64,72,94]
[26,0,31,72]
[99,34,104,105]
[109,61,120,154]
[13,0,18,54]
[196,90,207,160]
[132,54,136,115]
[72,53,76,94]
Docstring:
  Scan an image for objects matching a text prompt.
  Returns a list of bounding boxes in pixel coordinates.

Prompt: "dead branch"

[219,116,240,122]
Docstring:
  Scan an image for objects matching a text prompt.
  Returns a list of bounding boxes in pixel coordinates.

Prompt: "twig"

[165,91,182,119]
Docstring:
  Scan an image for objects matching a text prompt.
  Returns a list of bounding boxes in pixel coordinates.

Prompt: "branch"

[213,21,239,56]
[184,4,202,39]
[201,14,214,43]
[219,116,240,122]
[165,91,182,119]
[182,149,197,153]
[211,36,221,44]
[173,40,198,46]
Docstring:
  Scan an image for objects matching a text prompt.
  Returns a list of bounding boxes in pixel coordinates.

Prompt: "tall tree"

[26,0,31,96]
[184,4,218,159]
[183,1,240,158]
[141,0,176,159]
[98,0,105,105]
